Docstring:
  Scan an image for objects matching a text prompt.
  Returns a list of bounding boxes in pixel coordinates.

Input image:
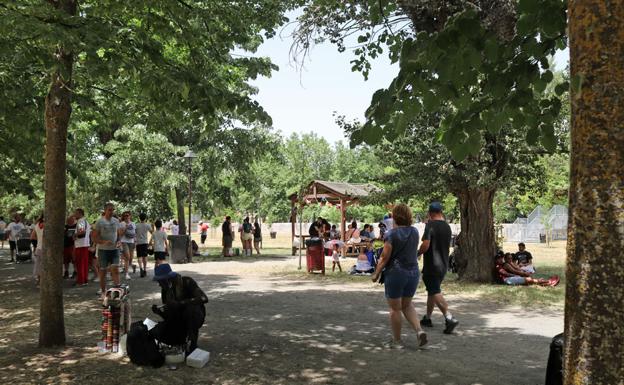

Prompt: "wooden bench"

[344,241,373,257]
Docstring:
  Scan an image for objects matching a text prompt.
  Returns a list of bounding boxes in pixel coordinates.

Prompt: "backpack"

[243,222,252,233]
[126,321,164,368]
[125,223,136,239]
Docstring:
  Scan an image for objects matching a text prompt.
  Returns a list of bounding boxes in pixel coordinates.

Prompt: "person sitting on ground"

[150,263,208,353]
[496,253,559,286]
[351,251,374,274]
[331,244,342,272]
[514,242,535,273]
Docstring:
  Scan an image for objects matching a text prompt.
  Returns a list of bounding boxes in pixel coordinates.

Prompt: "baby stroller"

[16,228,32,263]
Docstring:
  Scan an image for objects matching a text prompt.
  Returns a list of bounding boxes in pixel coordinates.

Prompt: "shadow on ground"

[0,250,558,385]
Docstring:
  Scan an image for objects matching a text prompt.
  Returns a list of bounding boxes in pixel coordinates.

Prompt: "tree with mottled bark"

[565,0,624,383]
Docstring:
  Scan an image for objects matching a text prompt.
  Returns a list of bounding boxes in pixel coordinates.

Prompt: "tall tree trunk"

[175,187,187,235]
[565,1,624,383]
[39,0,77,348]
[454,188,497,282]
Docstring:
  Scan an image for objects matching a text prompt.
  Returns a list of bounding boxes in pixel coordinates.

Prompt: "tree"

[296,0,567,281]
[565,1,624,383]
[1,0,295,347]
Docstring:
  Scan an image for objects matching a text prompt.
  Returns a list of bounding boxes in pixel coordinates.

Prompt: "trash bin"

[306,238,325,274]
[270,231,277,239]
[540,234,547,243]
[167,235,189,264]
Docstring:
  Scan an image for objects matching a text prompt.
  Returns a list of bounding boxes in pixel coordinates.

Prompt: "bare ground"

[0,249,563,385]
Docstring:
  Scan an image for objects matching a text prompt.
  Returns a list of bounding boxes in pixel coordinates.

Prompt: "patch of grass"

[191,247,293,262]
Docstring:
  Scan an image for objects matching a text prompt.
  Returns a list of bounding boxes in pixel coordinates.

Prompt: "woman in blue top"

[372,204,427,349]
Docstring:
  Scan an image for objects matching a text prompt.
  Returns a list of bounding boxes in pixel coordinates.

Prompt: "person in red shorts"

[63,216,77,279]
[73,208,91,286]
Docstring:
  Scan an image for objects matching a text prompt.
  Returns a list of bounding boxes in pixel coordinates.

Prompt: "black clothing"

[421,220,452,277]
[253,224,262,240]
[221,221,232,237]
[308,222,320,237]
[64,224,77,247]
[152,275,208,352]
[514,250,533,264]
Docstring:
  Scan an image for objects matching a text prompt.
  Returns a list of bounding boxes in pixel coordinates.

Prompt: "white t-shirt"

[120,221,136,243]
[7,222,25,241]
[74,218,91,248]
[171,224,179,235]
[332,250,340,262]
[33,223,44,251]
[135,222,152,245]
[384,218,395,231]
[151,230,167,252]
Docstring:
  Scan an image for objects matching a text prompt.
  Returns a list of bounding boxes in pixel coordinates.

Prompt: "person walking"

[93,203,123,297]
[31,215,44,286]
[135,213,152,278]
[120,211,137,280]
[221,216,233,257]
[253,220,262,255]
[150,219,168,268]
[372,204,427,349]
[0,216,6,249]
[419,202,459,334]
[199,221,209,246]
[63,216,77,279]
[6,214,25,262]
[73,208,91,286]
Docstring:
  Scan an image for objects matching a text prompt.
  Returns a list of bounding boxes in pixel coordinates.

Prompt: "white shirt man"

[7,216,25,262]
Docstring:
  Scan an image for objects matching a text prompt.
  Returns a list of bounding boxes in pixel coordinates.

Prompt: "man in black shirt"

[514,242,535,273]
[151,263,208,353]
[221,216,233,257]
[418,202,459,334]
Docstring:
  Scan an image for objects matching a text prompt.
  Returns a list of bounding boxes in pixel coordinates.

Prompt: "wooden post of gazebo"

[340,198,346,241]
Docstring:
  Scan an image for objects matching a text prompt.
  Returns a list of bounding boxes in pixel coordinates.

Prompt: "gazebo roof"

[289,180,381,203]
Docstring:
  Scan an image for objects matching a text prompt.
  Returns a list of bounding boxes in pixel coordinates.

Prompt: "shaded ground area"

[0,249,563,385]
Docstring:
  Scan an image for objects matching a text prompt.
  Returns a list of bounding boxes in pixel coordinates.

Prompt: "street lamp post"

[184,150,196,263]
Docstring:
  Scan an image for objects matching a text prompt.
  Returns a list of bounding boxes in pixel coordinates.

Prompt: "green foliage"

[296,0,568,160]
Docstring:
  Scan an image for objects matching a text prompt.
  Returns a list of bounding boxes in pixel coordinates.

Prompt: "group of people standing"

[220,216,262,257]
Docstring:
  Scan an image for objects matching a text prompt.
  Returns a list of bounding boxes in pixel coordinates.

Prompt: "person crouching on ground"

[372,203,427,349]
[150,263,208,353]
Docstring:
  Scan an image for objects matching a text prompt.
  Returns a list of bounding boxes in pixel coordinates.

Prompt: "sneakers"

[140,269,146,278]
[548,275,560,287]
[125,273,131,280]
[420,316,433,327]
[417,331,428,347]
[384,339,405,350]
[443,317,460,334]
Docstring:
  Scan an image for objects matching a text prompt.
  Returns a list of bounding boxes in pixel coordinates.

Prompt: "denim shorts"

[384,266,420,299]
[504,276,526,285]
[98,248,120,268]
[423,274,445,296]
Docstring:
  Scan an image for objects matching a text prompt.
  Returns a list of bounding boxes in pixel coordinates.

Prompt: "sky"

[250,21,570,145]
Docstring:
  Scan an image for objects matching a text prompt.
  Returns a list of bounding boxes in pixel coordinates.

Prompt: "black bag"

[545,333,564,385]
[126,321,165,368]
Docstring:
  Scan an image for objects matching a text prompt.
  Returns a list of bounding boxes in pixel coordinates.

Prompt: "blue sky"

[251,22,570,145]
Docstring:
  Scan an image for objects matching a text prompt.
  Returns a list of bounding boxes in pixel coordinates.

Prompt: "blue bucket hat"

[153,263,178,281]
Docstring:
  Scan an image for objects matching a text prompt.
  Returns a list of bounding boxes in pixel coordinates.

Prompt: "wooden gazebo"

[288,180,382,249]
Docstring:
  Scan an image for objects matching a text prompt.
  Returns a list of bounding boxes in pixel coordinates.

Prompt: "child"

[150,219,168,268]
[332,244,342,272]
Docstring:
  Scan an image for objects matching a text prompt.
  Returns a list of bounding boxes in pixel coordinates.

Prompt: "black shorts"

[136,244,149,257]
[154,251,167,261]
[9,240,16,251]
[423,274,445,296]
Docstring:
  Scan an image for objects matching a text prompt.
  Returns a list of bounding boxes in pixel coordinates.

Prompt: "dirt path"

[0,251,562,385]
